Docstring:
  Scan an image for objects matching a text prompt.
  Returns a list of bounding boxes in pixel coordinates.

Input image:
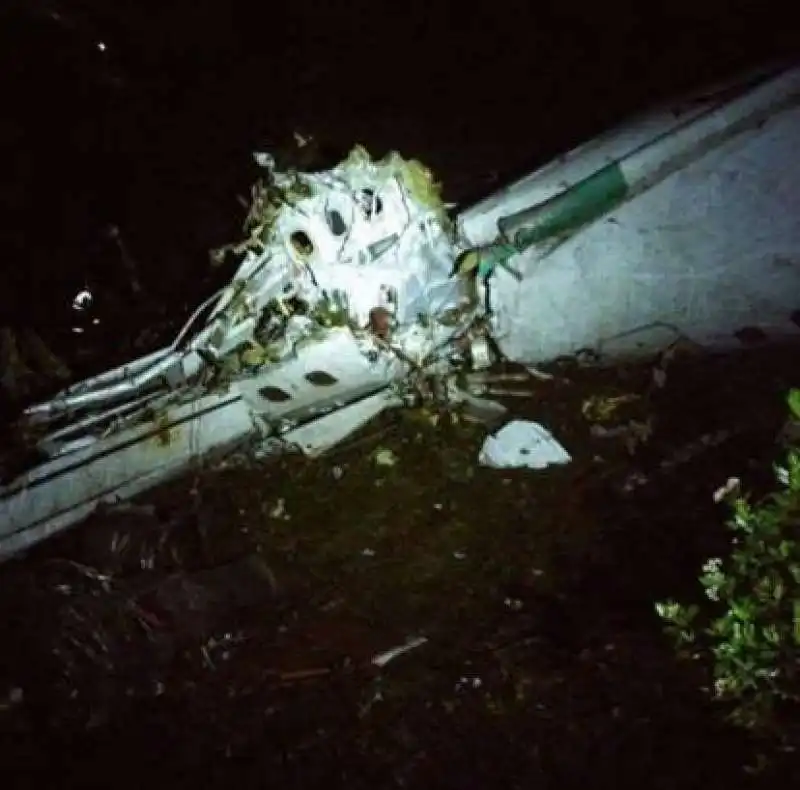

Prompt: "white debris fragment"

[373,448,398,467]
[525,365,555,381]
[455,675,483,692]
[72,288,93,311]
[253,151,276,169]
[713,476,741,502]
[478,420,571,469]
[269,498,287,519]
[293,131,311,147]
[372,636,428,668]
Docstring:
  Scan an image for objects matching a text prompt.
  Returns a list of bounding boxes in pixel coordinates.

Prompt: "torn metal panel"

[0,146,488,560]
[459,62,800,364]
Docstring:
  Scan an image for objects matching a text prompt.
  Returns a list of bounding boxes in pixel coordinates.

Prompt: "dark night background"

[1,1,799,787]
[2,1,797,373]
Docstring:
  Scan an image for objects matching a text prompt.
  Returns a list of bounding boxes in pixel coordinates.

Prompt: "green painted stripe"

[499,162,630,252]
[477,242,517,279]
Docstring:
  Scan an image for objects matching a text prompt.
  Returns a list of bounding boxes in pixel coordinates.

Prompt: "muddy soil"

[1,343,798,789]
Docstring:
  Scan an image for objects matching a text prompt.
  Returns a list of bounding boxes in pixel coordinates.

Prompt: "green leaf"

[655,600,681,622]
[763,625,780,645]
[709,617,730,637]
[787,451,800,490]
[788,388,800,420]
[730,599,753,622]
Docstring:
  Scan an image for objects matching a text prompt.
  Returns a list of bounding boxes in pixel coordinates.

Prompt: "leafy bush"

[656,389,800,746]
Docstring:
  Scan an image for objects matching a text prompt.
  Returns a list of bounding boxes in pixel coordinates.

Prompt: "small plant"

[656,389,800,746]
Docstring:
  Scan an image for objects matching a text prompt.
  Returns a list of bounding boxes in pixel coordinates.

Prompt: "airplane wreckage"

[2,61,800,561]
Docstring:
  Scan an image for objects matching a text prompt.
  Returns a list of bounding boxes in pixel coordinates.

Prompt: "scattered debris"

[525,365,556,381]
[620,427,738,494]
[279,667,331,684]
[269,498,288,519]
[581,393,640,423]
[0,340,796,784]
[455,675,483,692]
[372,636,428,668]
[373,447,398,467]
[713,476,741,502]
[478,420,571,469]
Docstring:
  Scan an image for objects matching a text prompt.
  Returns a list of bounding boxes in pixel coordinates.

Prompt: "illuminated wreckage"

[0,146,531,559]
[4,61,800,560]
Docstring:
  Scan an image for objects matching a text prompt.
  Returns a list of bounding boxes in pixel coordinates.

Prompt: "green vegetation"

[657,389,800,751]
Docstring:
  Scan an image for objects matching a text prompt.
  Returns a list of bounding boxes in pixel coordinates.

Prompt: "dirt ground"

[1,342,798,789]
